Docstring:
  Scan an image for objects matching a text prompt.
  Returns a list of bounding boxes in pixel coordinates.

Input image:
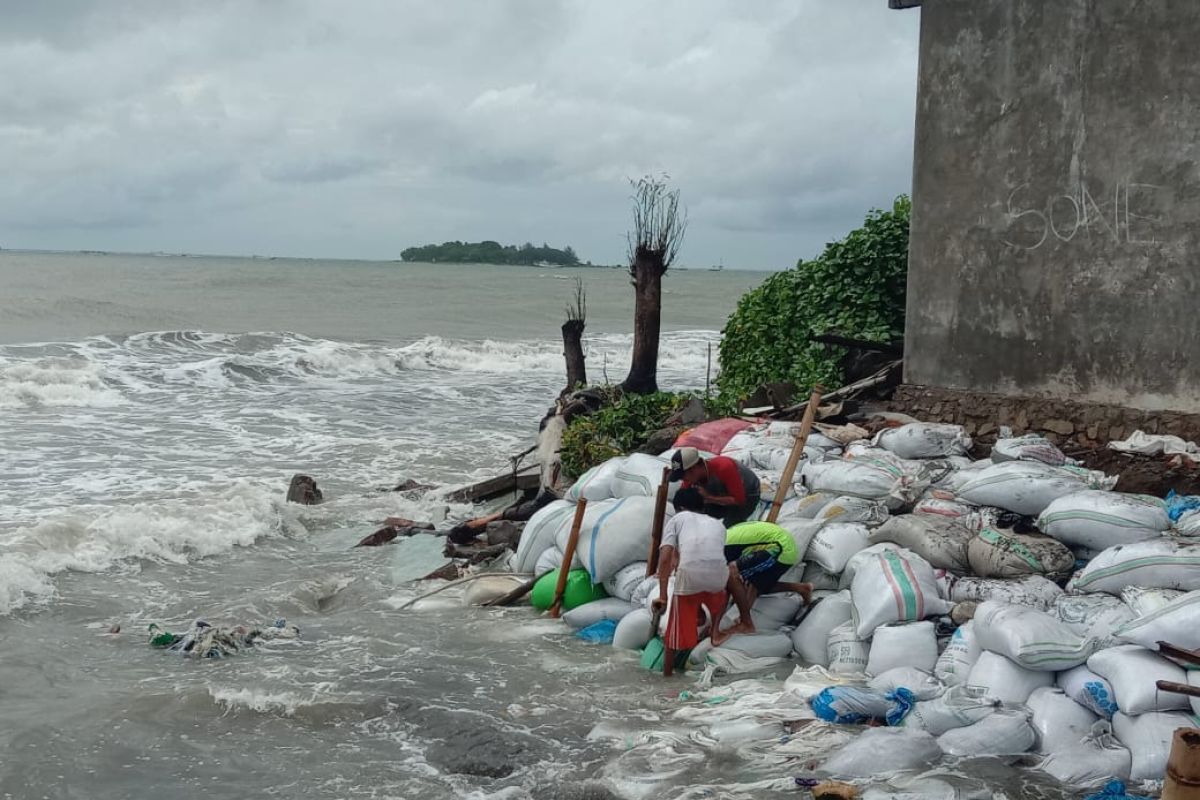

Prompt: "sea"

[0,252,1078,800]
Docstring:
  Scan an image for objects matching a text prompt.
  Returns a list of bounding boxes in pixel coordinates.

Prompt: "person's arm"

[696,458,745,506]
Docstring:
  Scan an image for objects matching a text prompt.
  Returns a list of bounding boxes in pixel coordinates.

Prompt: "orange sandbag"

[672,418,755,455]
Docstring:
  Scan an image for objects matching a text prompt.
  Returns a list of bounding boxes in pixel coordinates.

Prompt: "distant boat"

[710,262,724,272]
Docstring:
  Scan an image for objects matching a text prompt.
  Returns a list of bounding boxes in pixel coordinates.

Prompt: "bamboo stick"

[767,386,824,523]
[548,498,588,618]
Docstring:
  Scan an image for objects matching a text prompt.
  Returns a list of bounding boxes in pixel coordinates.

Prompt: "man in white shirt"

[652,487,730,676]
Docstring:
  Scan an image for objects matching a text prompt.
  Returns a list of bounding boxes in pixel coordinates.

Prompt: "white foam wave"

[209,686,331,716]
[0,481,302,616]
[0,357,124,408]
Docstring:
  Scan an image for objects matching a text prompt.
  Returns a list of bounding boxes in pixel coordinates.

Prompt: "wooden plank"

[447,464,541,504]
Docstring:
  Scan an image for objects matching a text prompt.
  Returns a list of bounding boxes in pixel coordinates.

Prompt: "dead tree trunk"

[562,278,587,392]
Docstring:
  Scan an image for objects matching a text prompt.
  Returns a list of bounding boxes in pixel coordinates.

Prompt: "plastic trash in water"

[1084,780,1151,800]
[575,619,618,644]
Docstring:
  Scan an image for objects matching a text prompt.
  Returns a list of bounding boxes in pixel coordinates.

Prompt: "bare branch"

[626,174,688,277]
[564,278,587,323]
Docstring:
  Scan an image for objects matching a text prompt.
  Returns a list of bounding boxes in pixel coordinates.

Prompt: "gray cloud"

[0,0,919,269]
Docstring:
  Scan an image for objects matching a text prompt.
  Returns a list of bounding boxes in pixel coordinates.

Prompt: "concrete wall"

[905,0,1200,412]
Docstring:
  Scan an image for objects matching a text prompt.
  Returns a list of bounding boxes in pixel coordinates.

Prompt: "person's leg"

[714,562,758,645]
[702,590,729,645]
[774,581,814,605]
[663,593,700,677]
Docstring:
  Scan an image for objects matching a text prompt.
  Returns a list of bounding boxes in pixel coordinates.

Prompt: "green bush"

[716,196,910,403]
[559,391,692,479]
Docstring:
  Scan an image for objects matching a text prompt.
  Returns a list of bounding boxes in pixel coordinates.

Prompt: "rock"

[977,422,997,437]
[383,517,434,530]
[355,525,430,547]
[286,474,323,505]
[484,520,524,549]
[638,426,684,455]
[391,479,436,493]
[665,397,706,426]
[1042,418,1075,436]
[1108,425,1125,442]
[1087,424,1100,440]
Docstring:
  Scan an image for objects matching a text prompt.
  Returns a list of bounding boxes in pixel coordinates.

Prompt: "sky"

[0,1,921,270]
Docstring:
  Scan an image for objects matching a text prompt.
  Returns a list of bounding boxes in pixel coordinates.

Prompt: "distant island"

[400,240,586,266]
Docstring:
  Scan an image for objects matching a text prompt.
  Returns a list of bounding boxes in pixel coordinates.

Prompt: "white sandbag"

[565,457,625,502]
[965,651,1053,704]
[1113,710,1198,782]
[851,548,950,638]
[936,708,1035,756]
[900,685,999,735]
[1057,665,1120,719]
[791,590,853,666]
[1086,645,1190,714]
[1054,593,1136,648]
[612,607,654,650]
[874,423,973,459]
[869,515,974,573]
[808,522,871,574]
[1037,724,1132,788]
[913,496,980,523]
[1179,507,1200,536]
[818,728,943,779]
[722,592,804,632]
[801,451,926,508]
[534,545,565,576]
[513,500,575,573]
[1037,490,1170,553]
[839,542,914,590]
[827,621,869,675]
[868,667,945,701]
[719,430,762,464]
[462,574,531,606]
[1114,589,1200,651]
[629,575,659,609]
[555,496,670,583]
[949,575,1063,610]
[934,620,982,687]
[602,561,650,601]
[803,562,841,593]
[774,516,824,563]
[991,434,1066,466]
[1122,585,1186,616]
[1069,539,1200,595]
[794,491,836,519]
[966,527,1075,579]
[609,453,673,499]
[1025,686,1099,754]
[814,495,890,528]
[562,598,635,630]
[866,621,939,676]
[694,631,793,665]
[956,460,1089,516]
[973,600,1095,671]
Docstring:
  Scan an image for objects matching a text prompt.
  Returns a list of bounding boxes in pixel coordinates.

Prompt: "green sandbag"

[529,568,608,611]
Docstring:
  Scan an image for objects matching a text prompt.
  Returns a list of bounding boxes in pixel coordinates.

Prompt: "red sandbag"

[672,418,754,454]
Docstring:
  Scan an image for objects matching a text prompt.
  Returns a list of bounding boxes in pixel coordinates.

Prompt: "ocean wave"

[0,356,125,409]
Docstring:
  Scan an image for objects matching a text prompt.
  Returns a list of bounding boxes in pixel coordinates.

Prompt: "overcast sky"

[0,1,920,270]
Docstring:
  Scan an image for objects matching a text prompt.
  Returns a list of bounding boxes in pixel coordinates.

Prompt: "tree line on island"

[400,240,591,266]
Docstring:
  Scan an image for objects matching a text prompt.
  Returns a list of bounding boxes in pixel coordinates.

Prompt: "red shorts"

[664,590,728,650]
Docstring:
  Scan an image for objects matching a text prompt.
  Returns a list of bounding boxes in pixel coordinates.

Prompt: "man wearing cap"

[668,447,761,528]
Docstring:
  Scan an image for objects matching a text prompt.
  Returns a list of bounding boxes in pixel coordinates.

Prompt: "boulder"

[286,474,323,504]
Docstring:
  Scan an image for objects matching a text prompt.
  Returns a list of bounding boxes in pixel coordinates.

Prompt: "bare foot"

[712,621,755,646]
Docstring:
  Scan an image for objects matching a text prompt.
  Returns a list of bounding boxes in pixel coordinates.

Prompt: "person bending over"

[668,447,761,527]
[652,487,730,676]
[715,520,812,644]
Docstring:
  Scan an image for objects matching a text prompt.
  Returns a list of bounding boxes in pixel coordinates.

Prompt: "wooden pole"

[767,385,824,523]
[548,498,588,618]
[646,466,672,576]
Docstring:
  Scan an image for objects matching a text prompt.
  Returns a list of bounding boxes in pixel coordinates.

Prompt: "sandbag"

[1069,539,1200,595]
[801,451,926,508]
[874,423,972,459]
[612,607,655,651]
[1037,490,1169,553]
[1121,585,1185,616]
[673,418,753,455]
[817,728,942,779]
[965,651,1053,704]
[913,496,980,524]
[603,562,650,602]
[693,631,793,665]
[791,591,853,666]
[609,453,673,499]
[555,496,670,583]
[1114,589,1200,651]
[629,575,660,609]
[529,568,608,611]
[934,620,981,687]
[1057,665,1120,719]
[827,621,869,675]
[949,574,1063,610]
[1113,710,1198,782]
[1054,593,1136,648]
[774,516,825,563]
[966,527,1075,579]
[795,491,836,519]
[1037,725,1132,788]
[562,598,635,630]
[839,542,913,590]
[868,667,945,701]
[955,460,1090,516]
[936,708,1035,757]
[991,434,1067,466]
[811,686,916,726]
[534,545,565,576]
[513,500,575,573]
[1026,686,1099,754]
[462,574,531,606]
[900,685,998,735]
[565,457,626,503]
[803,562,841,593]
[722,591,804,632]
[814,496,890,528]
[973,600,1095,671]
[869,515,974,574]
[1086,645,1190,714]
[851,548,950,638]
[866,621,938,676]
[808,522,871,574]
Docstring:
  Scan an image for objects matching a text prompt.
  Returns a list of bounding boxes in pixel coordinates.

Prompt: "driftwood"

[769,363,900,419]
[446,463,541,504]
[481,572,547,607]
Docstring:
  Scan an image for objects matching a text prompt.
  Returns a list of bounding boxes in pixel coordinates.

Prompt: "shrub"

[559,391,692,479]
[716,196,910,403]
